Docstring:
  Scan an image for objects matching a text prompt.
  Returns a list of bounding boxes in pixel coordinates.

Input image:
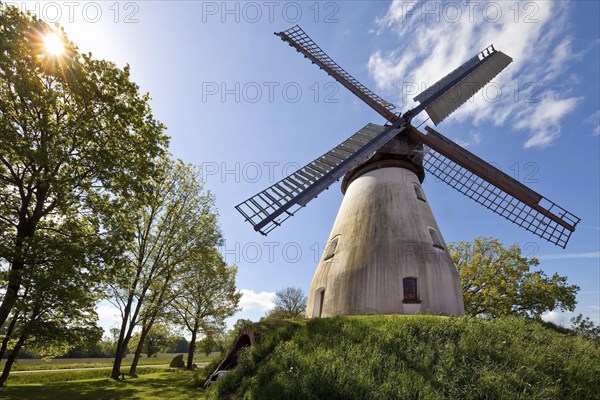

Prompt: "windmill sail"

[413,46,513,125]
[236,123,407,234]
[276,25,512,127]
[408,126,580,248]
[275,25,398,122]
[240,26,578,247]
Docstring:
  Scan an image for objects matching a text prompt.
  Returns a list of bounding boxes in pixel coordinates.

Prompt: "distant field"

[0,370,206,399]
[2,352,220,372]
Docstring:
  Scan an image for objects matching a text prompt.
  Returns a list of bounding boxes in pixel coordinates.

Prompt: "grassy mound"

[206,315,599,400]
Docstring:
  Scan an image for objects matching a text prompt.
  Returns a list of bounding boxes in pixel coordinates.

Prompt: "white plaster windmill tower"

[236,26,580,318]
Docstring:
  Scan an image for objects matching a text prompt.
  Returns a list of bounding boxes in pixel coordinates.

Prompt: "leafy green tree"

[129,323,176,358]
[109,328,121,344]
[62,337,117,358]
[571,314,600,343]
[108,160,222,379]
[198,336,217,357]
[266,287,307,319]
[449,238,579,318]
[0,5,167,338]
[0,218,104,385]
[170,337,189,353]
[172,249,240,369]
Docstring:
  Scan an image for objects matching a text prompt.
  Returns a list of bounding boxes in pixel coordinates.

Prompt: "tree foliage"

[129,323,176,358]
[267,287,307,319]
[172,248,240,369]
[449,238,579,318]
[571,314,600,343]
[0,5,168,385]
[107,160,221,379]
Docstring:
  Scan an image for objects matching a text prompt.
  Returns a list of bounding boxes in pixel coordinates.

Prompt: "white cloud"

[454,130,482,148]
[542,310,564,325]
[584,110,600,135]
[238,289,276,311]
[369,1,579,148]
[536,251,600,260]
[516,93,580,148]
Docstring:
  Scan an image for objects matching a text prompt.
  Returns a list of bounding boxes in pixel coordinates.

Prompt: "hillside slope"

[205,315,599,400]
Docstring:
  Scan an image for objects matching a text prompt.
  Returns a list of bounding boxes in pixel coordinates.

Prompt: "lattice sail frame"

[276,25,398,121]
[236,123,396,235]
[408,127,580,248]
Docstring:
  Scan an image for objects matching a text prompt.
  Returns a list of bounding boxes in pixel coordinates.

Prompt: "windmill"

[235,26,580,318]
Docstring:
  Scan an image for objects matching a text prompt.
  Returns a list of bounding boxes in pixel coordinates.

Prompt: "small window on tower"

[403,278,420,303]
[414,185,426,202]
[429,228,444,249]
[324,236,340,261]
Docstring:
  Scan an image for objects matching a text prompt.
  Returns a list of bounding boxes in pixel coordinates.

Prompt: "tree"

[267,287,307,319]
[571,314,600,343]
[169,337,189,353]
[172,249,240,369]
[198,336,216,357]
[0,218,104,385]
[449,238,579,318]
[0,5,167,337]
[129,323,176,358]
[107,160,221,379]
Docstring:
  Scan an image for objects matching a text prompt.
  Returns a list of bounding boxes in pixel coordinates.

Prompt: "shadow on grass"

[0,372,204,400]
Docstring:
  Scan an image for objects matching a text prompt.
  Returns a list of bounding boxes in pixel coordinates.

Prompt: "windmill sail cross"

[237,26,579,248]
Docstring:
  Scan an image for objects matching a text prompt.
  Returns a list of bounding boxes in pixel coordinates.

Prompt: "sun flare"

[43,33,64,55]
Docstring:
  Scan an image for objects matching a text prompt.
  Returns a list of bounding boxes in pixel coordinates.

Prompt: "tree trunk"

[111,261,147,380]
[0,332,26,387]
[0,218,38,330]
[110,344,126,380]
[128,322,151,377]
[111,306,131,380]
[129,267,174,376]
[0,262,24,331]
[186,328,197,370]
[0,311,19,361]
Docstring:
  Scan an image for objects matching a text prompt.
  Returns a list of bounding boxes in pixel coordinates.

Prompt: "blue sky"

[18,1,599,332]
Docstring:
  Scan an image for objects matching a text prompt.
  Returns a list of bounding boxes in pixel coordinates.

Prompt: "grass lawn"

[2,352,219,371]
[0,370,206,400]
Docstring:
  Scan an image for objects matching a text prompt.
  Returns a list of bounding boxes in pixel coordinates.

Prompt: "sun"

[43,33,64,55]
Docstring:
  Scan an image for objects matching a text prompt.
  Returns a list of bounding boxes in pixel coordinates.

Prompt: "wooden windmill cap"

[341,133,425,194]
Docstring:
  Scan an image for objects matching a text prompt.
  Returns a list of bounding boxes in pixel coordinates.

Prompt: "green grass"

[3,352,219,371]
[206,315,600,400]
[0,370,205,399]
[5,367,169,385]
